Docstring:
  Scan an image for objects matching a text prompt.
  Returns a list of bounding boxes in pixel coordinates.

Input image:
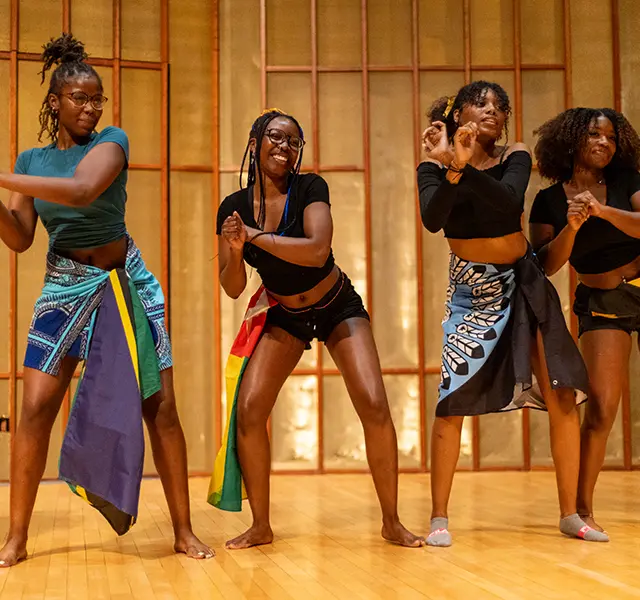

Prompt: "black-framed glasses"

[265,128,305,151]
[62,92,108,111]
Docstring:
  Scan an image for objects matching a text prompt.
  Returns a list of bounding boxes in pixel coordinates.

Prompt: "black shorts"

[266,271,369,349]
[574,282,640,336]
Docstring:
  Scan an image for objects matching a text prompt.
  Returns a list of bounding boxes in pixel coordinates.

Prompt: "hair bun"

[40,33,87,82]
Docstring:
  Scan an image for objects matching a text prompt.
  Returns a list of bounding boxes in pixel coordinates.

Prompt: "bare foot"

[174,530,215,559]
[381,520,425,548]
[0,537,28,568]
[580,514,606,533]
[225,524,273,550]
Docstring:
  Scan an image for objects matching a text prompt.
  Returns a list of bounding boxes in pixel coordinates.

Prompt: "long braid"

[38,33,102,143]
[239,109,306,233]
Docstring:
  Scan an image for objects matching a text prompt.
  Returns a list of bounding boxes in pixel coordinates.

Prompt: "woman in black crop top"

[216,109,423,550]
[530,107,640,535]
[417,81,600,546]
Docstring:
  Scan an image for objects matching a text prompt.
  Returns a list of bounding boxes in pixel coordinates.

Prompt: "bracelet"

[249,230,273,244]
[448,161,466,173]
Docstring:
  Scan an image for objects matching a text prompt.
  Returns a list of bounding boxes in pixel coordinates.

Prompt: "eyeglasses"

[265,128,305,151]
[62,92,108,111]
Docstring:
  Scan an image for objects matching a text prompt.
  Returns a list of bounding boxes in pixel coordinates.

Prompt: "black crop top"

[529,169,640,274]
[216,173,335,295]
[417,150,532,239]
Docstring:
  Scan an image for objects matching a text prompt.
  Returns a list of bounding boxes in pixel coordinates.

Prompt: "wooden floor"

[0,473,639,599]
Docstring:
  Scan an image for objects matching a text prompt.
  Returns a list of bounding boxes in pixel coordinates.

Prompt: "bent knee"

[236,395,272,435]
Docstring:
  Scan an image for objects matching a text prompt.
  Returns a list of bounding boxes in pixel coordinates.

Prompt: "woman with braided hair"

[530,108,640,536]
[0,34,212,566]
[214,109,424,550]
[418,81,605,546]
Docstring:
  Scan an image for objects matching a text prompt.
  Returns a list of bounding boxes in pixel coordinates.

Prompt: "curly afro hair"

[534,107,640,182]
[427,80,512,140]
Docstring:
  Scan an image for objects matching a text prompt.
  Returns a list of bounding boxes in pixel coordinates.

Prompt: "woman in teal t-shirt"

[0,34,213,566]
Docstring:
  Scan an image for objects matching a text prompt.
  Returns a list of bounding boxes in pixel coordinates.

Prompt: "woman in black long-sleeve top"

[417,81,605,546]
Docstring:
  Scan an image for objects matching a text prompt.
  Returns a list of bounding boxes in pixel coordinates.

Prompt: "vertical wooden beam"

[513,0,522,142]
[112,0,121,127]
[62,0,71,32]
[463,0,471,84]
[361,0,372,324]
[611,0,622,112]
[8,0,18,454]
[563,0,572,109]
[311,0,324,474]
[411,0,427,472]
[160,0,170,320]
[212,0,222,451]
[260,0,267,108]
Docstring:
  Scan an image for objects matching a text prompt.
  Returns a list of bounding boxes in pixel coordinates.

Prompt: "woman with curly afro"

[417,81,601,546]
[530,108,640,536]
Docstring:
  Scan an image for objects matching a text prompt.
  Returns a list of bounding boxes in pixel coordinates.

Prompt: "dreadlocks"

[38,33,102,143]
[534,107,640,183]
[239,109,305,233]
[428,80,512,142]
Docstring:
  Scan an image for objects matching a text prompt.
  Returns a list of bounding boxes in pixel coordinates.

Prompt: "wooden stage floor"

[0,472,638,599]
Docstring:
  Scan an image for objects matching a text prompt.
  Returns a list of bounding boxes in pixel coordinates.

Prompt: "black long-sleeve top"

[417,150,532,239]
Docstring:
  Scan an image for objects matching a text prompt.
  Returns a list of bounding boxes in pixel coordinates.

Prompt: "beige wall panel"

[522,71,565,154]
[169,0,212,166]
[370,73,417,368]
[121,69,161,165]
[272,375,319,471]
[620,0,640,129]
[18,0,61,54]
[318,73,363,167]
[521,0,564,64]
[219,0,261,169]
[386,375,421,468]
[125,171,162,284]
[419,0,464,67]
[570,0,614,108]
[323,374,419,469]
[0,0,10,50]
[267,73,314,170]
[529,409,553,467]
[318,0,361,67]
[18,61,47,153]
[470,0,513,66]
[121,0,161,62]
[323,375,365,469]
[170,172,214,472]
[479,411,523,467]
[266,0,311,66]
[367,0,412,67]
[71,0,113,58]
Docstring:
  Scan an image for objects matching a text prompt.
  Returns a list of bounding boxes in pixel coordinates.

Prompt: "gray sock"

[560,514,609,542]
[427,517,452,547]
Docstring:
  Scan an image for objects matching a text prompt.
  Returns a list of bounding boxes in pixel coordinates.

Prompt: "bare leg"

[225,325,304,550]
[430,415,464,519]
[577,329,631,532]
[142,368,214,559]
[326,318,424,548]
[0,359,78,567]
[531,330,581,518]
